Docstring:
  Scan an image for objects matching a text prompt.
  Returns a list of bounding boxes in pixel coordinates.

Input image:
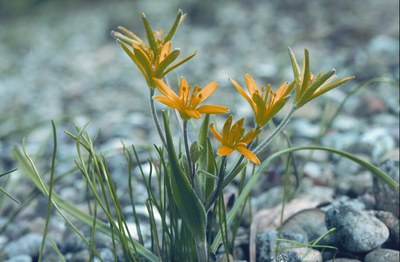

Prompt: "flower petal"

[179,77,190,102]
[153,78,181,101]
[153,95,182,110]
[210,123,223,143]
[222,115,233,140]
[197,104,229,114]
[236,146,260,164]
[217,145,234,156]
[244,74,259,95]
[242,128,261,144]
[197,81,217,103]
[231,78,255,109]
[184,109,201,119]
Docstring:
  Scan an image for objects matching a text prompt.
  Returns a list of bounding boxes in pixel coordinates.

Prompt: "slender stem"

[195,238,208,262]
[183,120,194,185]
[205,156,227,212]
[253,107,297,155]
[149,88,167,147]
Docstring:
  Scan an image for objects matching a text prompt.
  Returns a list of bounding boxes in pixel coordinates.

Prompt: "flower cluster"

[113,10,353,166]
[112,9,358,261]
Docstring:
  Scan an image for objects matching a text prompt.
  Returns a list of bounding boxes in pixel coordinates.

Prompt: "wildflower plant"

[13,9,399,262]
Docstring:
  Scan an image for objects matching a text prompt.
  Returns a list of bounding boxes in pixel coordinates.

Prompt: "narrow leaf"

[142,12,158,58]
[164,9,185,43]
[154,49,181,78]
[161,51,197,77]
[162,111,207,244]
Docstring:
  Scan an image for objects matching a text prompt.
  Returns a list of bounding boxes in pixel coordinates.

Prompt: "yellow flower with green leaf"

[288,48,355,108]
[153,77,229,120]
[210,116,261,164]
[231,74,295,127]
[112,10,196,88]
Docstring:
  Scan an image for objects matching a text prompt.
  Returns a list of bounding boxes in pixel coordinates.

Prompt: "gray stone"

[373,159,399,217]
[325,259,361,262]
[364,248,399,262]
[274,247,322,262]
[4,255,32,262]
[3,233,52,258]
[256,230,306,262]
[325,204,389,253]
[281,209,333,245]
[94,248,115,262]
[374,211,400,249]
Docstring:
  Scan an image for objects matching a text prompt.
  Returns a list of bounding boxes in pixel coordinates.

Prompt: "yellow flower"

[210,116,261,164]
[153,77,229,120]
[112,10,196,88]
[288,48,355,108]
[231,74,295,127]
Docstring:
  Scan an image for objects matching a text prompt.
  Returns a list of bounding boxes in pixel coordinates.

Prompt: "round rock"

[275,247,322,262]
[364,248,399,262]
[325,204,389,253]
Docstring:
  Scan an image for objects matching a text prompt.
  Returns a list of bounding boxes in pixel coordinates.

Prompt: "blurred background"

[0,0,398,151]
[0,0,398,179]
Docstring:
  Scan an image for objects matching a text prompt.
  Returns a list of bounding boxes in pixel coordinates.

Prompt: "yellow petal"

[184,109,202,119]
[159,41,172,63]
[197,104,229,114]
[197,81,218,103]
[153,95,182,110]
[242,128,261,144]
[236,146,260,164]
[217,145,234,156]
[244,74,259,95]
[222,115,233,141]
[179,77,190,102]
[153,78,180,101]
[210,123,223,143]
[231,78,255,109]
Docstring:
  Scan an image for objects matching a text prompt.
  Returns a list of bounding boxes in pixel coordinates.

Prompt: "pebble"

[256,230,305,261]
[3,233,52,259]
[4,255,33,262]
[325,204,389,253]
[281,209,333,245]
[325,259,361,262]
[373,211,400,249]
[364,248,400,262]
[373,158,399,217]
[275,247,322,262]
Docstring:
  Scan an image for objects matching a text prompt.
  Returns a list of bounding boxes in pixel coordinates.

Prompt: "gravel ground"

[0,0,398,261]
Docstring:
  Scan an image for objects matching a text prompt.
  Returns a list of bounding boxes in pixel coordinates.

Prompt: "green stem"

[149,89,167,147]
[253,107,296,155]
[183,120,194,185]
[205,156,227,212]
[195,238,208,262]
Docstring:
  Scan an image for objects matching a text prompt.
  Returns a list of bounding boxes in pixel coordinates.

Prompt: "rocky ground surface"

[0,0,399,261]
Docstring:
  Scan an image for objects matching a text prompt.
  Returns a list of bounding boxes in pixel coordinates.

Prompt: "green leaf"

[288,47,301,99]
[198,114,210,171]
[132,46,154,86]
[204,139,217,200]
[162,111,207,244]
[141,12,158,58]
[164,9,185,43]
[154,49,181,78]
[13,143,158,262]
[161,51,197,78]
[297,69,336,107]
[298,48,310,100]
[118,41,153,87]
